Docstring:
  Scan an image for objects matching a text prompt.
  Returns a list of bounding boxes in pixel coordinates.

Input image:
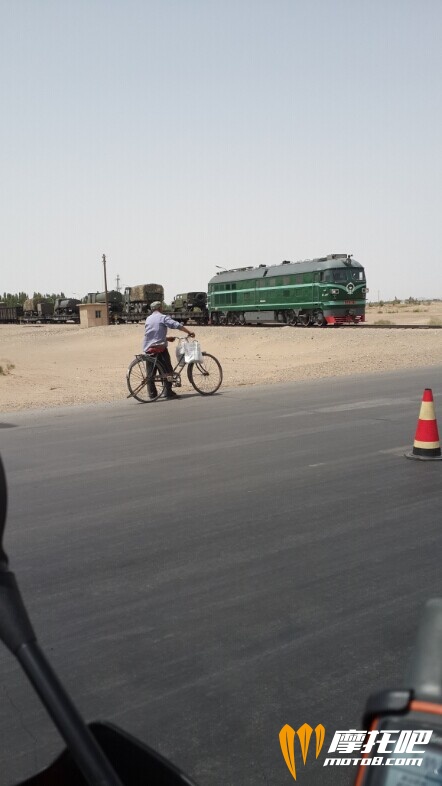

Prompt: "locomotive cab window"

[322,268,365,283]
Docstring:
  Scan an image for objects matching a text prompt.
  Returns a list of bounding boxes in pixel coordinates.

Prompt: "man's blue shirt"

[143,310,183,352]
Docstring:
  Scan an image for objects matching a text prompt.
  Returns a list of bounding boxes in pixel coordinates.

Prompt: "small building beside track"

[79,303,108,328]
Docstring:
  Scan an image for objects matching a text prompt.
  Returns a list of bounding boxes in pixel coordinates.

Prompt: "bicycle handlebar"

[168,333,195,340]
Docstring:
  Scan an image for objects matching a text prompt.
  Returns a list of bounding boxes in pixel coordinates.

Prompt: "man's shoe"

[165,391,180,399]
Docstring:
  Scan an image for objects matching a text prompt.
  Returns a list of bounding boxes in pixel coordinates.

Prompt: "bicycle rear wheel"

[126,357,166,403]
[187,352,223,395]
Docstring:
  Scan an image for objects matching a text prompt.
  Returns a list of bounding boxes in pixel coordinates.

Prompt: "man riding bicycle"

[143,301,195,400]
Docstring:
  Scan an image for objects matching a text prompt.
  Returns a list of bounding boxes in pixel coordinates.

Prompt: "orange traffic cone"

[405,389,442,461]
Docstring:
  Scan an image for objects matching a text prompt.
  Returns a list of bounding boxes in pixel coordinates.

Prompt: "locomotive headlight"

[330,288,339,295]
[362,287,367,293]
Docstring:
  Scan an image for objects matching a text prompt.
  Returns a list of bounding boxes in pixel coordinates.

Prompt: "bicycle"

[126,337,223,402]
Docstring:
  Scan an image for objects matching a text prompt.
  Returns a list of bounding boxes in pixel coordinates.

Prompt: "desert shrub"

[428,317,442,327]
[374,319,394,325]
[0,363,15,376]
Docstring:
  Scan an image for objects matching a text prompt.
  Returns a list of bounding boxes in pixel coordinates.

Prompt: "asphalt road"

[1,366,442,786]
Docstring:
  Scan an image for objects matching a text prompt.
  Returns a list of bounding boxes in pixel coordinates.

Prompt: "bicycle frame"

[137,353,183,388]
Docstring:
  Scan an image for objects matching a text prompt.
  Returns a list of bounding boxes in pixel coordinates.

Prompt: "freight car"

[122,284,164,322]
[52,298,81,323]
[0,304,24,323]
[22,298,54,323]
[83,291,124,320]
[208,254,367,326]
[166,292,209,324]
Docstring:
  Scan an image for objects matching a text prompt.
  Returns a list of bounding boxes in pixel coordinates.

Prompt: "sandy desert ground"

[1,302,442,412]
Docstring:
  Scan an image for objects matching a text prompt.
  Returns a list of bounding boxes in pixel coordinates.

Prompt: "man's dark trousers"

[147,348,174,397]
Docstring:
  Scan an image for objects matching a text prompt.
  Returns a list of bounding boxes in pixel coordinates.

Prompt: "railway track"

[345,323,442,329]
[215,323,442,329]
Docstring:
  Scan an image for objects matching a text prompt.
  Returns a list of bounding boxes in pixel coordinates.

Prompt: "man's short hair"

[150,301,162,310]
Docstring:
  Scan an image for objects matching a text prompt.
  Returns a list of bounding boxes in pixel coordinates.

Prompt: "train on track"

[208,254,366,326]
[0,253,366,327]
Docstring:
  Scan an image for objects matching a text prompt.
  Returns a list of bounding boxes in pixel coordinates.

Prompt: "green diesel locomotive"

[208,253,367,326]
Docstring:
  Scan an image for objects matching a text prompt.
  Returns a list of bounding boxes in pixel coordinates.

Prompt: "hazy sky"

[1,0,441,302]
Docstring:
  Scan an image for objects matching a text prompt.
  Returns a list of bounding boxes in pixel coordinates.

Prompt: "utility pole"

[102,254,109,325]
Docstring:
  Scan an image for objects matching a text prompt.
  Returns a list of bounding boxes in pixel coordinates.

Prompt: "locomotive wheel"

[187,352,223,395]
[227,313,239,326]
[298,313,311,327]
[219,314,227,326]
[238,313,246,326]
[126,357,166,403]
[286,310,297,326]
[313,311,326,327]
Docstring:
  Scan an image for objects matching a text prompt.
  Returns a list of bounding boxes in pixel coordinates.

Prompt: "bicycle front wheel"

[187,352,223,395]
[126,357,166,403]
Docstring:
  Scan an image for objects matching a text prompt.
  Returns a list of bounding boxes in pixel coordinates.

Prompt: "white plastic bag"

[176,340,186,362]
[184,340,203,363]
